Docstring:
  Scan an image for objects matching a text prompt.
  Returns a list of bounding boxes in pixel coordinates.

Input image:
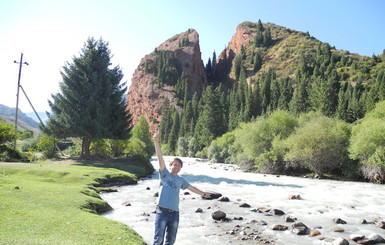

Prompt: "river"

[100,156,385,245]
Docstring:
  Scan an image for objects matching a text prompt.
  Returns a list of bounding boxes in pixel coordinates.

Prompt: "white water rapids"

[100,156,385,245]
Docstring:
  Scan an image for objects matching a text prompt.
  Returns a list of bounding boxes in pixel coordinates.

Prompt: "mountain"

[126,28,207,126]
[127,20,385,129]
[0,104,40,129]
[25,111,48,124]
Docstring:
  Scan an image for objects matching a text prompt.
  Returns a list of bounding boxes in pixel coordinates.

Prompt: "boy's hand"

[153,128,159,142]
[202,192,211,199]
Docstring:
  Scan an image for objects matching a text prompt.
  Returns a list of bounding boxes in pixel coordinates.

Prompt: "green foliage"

[131,116,154,159]
[285,113,351,175]
[151,50,182,87]
[0,120,16,144]
[90,139,111,159]
[45,37,132,157]
[349,101,385,180]
[178,35,190,47]
[36,134,58,159]
[177,137,188,157]
[234,110,298,170]
[0,144,28,162]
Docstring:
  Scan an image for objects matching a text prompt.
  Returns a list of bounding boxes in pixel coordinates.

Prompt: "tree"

[44,38,131,157]
[131,116,154,159]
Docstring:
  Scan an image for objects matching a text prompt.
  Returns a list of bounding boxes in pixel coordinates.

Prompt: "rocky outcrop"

[216,25,253,82]
[126,29,207,126]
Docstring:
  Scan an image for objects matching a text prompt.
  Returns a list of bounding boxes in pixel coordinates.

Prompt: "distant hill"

[25,111,48,124]
[0,115,40,136]
[0,104,40,129]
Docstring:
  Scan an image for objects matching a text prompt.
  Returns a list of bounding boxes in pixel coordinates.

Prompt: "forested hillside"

[129,20,385,181]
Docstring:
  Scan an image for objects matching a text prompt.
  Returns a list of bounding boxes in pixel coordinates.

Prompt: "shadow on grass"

[70,157,155,178]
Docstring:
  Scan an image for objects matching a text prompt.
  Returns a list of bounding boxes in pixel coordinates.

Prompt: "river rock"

[310,230,321,236]
[239,203,251,208]
[332,227,344,232]
[122,201,131,206]
[184,191,190,195]
[284,215,297,222]
[367,233,385,243]
[258,220,267,226]
[356,239,375,244]
[292,222,308,229]
[350,234,365,241]
[270,224,288,231]
[376,221,385,229]
[153,192,159,197]
[195,208,203,213]
[218,196,230,202]
[211,210,226,220]
[292,226,308,235]
[146,187,150,190]
[267,208,285,216]
[332,237,349,245]
[334,218,347,224]
[288,194,301,200]
[203,191,222,200]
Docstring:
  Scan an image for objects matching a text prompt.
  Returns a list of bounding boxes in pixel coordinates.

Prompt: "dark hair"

[170,158,183,167]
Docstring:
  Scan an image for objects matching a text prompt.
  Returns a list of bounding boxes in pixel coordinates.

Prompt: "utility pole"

[14,53,29,149]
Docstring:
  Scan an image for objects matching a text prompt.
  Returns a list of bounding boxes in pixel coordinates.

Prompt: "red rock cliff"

[126,29,207,127]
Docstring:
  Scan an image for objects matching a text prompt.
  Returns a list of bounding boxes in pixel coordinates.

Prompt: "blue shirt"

[157,168,190,212]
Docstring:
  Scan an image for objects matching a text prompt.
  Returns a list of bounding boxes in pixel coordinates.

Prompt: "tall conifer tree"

[45,38,131,157]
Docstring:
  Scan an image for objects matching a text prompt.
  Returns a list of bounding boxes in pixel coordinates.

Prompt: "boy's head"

[169,158,183,175]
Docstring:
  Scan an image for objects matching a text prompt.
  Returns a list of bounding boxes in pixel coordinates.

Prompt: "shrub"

[285,114,351,175]
[349,101,385,180]
[36,134,58,159]
[0,120,16,144]
[187,137,199,157]
[177,137,188,157]
[90,139,111,159]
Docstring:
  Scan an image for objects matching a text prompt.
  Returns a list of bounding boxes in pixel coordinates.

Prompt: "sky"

[1,0,384,113]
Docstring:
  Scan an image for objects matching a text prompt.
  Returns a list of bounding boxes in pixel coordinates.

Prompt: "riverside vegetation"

[148,20,385,183]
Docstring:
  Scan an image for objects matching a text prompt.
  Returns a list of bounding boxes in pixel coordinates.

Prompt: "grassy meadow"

[0,159,154,245]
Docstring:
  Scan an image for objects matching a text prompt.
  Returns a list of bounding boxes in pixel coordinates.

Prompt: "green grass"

[0,159,153,245]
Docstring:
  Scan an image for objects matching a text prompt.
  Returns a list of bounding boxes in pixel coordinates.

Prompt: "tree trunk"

[81,137,91,158]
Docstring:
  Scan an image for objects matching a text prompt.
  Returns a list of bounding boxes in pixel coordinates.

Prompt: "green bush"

[21,137,39,152]
[36,134,58,159]
[0,144,28,162]
[0,120,16,144]
[349,101,385,180]
[285,113,351,175]
[233,110,298,171]
[90,139,111,159]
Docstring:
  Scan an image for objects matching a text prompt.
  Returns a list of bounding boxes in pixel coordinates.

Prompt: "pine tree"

[233,54,242,80]
[45,38,131,157]
[212,51,217,77]
[277,77,293,111]
[206,58,212,78]
[168,109,180,152]
[256,19,264,32]
[263,27,272,47]
[253,50,262,72]
[289,69,309,114]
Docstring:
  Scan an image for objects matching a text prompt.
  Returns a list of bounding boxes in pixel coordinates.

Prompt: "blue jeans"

[153,206,179,245]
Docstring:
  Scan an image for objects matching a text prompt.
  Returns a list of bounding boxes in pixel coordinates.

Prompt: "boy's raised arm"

[153,128,165,172]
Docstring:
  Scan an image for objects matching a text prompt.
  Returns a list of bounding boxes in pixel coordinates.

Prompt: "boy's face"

[170,161,182,175]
